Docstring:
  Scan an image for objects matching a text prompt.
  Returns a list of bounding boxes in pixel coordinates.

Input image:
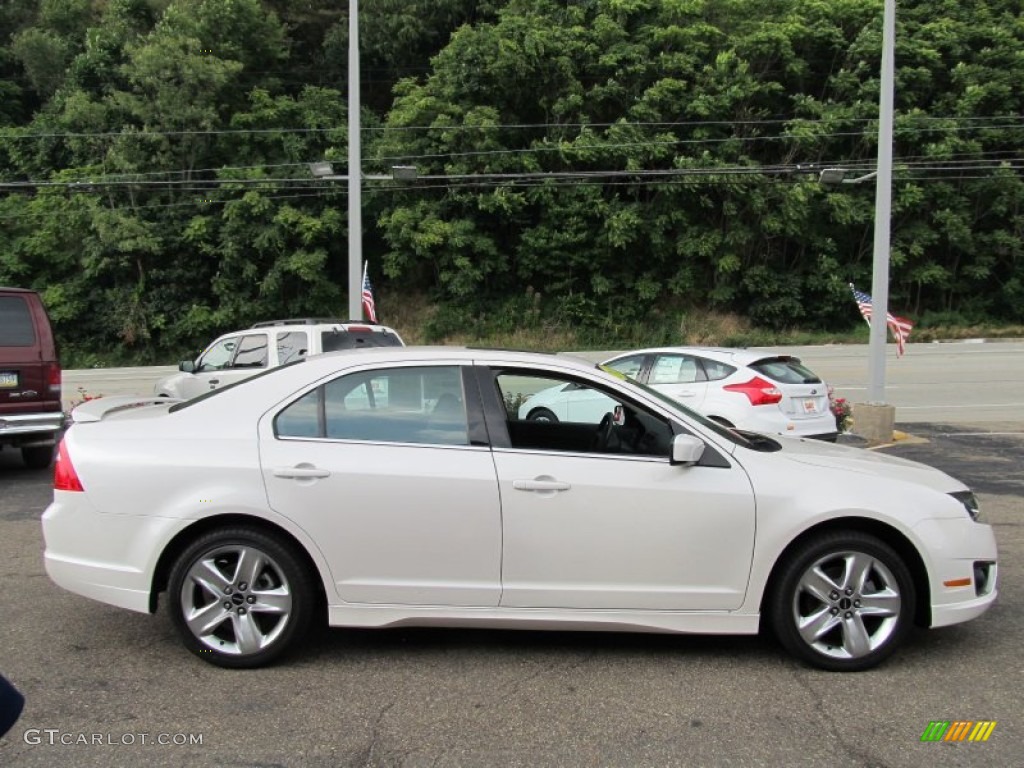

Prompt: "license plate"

[802,398,819,414]
[0,372,18,389]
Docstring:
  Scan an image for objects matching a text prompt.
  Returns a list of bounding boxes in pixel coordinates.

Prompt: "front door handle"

[273,466,331,479]
[513,479,571,492]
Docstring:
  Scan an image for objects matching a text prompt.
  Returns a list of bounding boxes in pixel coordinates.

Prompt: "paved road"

[0,423,1020,767]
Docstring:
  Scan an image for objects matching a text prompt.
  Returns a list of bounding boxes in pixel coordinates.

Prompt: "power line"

[0,115,1019,140]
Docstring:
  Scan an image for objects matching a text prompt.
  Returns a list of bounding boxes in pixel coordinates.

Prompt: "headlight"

[950,490,980,521]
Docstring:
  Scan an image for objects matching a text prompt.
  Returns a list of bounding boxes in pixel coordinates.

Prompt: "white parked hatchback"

[44,347,997,671]
[520,348,837,440]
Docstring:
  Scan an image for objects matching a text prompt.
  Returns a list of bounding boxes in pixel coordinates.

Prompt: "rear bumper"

[42,492,182,614]
[0,410,64,446]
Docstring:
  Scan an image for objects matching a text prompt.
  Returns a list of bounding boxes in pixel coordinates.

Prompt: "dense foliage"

[1,0,1021,362]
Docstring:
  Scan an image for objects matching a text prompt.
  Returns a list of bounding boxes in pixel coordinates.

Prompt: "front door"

[490,368,755,611]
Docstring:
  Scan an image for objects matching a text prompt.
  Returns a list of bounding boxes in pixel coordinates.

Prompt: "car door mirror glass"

[179,360,195,373]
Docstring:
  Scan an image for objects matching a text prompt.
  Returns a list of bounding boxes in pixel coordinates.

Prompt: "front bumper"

[915,517,999,628]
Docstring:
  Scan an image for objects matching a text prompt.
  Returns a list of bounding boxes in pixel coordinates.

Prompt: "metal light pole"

[867,0,897,403]
[347,0,363,320]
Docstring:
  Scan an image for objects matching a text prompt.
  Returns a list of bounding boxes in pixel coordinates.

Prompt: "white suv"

[155,319,404,400]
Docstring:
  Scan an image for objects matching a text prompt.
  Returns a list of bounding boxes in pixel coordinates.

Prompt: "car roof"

[308,346,569,367]
[249,318,398,330]
[604,347,798,366]
[169,346,606,418]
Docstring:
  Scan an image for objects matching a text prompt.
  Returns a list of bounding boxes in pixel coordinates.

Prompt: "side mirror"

[179,360,196,373]
[612,404,625,426]
[670,434,706,466]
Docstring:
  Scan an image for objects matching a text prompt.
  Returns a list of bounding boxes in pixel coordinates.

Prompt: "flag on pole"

[361,262,377,323]
[849,284,913,357]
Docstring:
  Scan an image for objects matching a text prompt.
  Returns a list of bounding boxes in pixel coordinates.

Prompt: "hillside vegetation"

[1,0,1021,364]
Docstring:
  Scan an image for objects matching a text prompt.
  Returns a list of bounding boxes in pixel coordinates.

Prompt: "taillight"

[723,376,783,406]
[46,362,62,396]
[54,439,84,492]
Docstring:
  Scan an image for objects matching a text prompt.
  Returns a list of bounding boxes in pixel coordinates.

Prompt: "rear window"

[0,296,36,346]
[750,357,821,384]
[321,329,404,352]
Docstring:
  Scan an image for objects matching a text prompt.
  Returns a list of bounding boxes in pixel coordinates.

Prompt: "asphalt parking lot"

[0,423,1021,767]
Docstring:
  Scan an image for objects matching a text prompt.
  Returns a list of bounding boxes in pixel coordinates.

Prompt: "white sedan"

[520,348,837,440]
[43,347,997,671]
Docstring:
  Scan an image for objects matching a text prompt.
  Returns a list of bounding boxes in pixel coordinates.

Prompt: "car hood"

[770,436,968,493]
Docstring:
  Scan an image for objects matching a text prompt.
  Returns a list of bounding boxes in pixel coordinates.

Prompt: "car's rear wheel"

[168,527,314,668]
[770,531,915,672]
[527,407,558,422]
[21,445,54,469]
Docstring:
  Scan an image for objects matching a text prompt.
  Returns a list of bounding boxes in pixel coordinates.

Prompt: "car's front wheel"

[168,527,315,668]
[770,531,915,672]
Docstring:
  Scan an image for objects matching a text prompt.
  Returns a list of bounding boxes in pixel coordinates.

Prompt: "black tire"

[21,445,54,470]
[168,527,315,668]
[769,531,915,672]
[527,407,559,423]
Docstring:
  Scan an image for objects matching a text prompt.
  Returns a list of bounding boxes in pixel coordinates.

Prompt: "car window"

[649,354,705,384]
[750,357,822,384]
[276,365,468,446]
[320,329,404,351]
[230,334,269,369]
[699,359,736,381]
[604,355,645,379]
[196,336,239,371]
[0,296,36,346]
[621,376,780,452]
[497,371,673,457]
[276,331,308,365]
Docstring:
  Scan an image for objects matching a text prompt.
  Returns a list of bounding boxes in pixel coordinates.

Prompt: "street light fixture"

[818,168,879,185]
[307,162,419,182]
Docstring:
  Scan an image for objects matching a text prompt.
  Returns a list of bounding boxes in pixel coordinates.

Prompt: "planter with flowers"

[830,395,852,434]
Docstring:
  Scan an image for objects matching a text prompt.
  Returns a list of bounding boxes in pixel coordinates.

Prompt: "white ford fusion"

[43,348,997,671]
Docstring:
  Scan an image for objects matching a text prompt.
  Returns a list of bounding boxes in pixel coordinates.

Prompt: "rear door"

[0,293,46,416]
[643,352,709,410]
[750,356,830,422]
[260,362,501,606]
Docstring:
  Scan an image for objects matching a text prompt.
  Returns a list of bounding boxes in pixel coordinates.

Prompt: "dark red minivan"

[0,287,63,468]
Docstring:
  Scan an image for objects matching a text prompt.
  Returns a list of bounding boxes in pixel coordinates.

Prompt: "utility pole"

[347,0,363,320]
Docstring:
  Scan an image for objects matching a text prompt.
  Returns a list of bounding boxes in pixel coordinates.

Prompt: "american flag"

[361,262,378,323]
[849,284,913,357]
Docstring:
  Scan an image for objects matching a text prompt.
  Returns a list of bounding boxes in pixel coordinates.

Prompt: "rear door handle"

[513,479,571,492]
[273,466,331,479]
